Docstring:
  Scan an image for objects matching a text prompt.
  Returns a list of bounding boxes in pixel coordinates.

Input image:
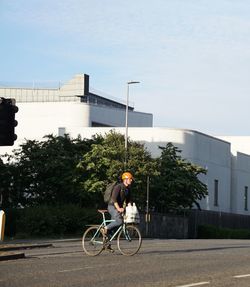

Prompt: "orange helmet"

[122,172,134,180]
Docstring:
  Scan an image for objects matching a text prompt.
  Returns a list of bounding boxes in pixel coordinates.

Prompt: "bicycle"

[82,209,142,256]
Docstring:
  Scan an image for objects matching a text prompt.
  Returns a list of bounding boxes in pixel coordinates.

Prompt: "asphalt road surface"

[1,238,250,287]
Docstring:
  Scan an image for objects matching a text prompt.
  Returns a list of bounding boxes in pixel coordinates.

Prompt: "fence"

[140,212,189,239]
[188,209,250,238]
[139,210,250,239]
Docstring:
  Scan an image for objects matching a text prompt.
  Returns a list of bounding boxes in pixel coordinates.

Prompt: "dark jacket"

[110,183,131,208]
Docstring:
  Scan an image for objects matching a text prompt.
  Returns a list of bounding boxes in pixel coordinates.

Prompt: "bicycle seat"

[98,209,108,214]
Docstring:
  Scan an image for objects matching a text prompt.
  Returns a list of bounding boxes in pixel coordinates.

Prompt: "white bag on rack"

[124,203,140,224]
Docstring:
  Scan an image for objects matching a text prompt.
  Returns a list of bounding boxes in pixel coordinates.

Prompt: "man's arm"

[114,202,124,213]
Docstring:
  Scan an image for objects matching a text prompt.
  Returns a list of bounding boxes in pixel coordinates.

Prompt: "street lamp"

[125,81,140,166]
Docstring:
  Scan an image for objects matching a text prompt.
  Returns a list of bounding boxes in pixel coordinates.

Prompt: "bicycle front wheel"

[117,225,142,256]
[82,226,104,256]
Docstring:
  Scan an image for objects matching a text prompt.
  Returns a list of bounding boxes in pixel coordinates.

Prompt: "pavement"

[0,239,54,261]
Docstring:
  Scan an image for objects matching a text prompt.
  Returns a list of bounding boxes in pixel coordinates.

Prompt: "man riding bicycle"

[101,171,134,237]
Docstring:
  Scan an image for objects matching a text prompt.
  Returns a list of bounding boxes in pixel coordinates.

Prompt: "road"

[1,238,250,287]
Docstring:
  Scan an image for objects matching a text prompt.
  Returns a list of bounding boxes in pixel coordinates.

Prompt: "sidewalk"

[0,239,53,261]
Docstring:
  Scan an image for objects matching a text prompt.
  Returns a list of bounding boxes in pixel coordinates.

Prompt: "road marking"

[176,282,210,287]
[58,261,120,273]
[234,274,250,278]
[59,268,84,273]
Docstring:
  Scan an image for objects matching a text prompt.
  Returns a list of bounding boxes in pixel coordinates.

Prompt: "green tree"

[150,142,208,212]
[77,131,158,209]
[0,158,13,208]
[1,134,94,207]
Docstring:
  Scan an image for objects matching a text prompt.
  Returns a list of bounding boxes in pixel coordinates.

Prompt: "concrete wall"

[220,136,250,215]
[17,102,91,139]
[218,136,250,156]
[14,102,152,141]
[89,104,153,127]
[0,101,152,155]
[231,152,250,214]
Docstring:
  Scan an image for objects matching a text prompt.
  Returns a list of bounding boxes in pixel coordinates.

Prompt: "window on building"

[91,121,113,127]
[58,127,66,137]
[214,179,219,206]
[244,186,248,211]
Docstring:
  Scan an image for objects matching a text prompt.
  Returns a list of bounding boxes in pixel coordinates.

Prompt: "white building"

[1,74,250,216]
[0,74,152,144]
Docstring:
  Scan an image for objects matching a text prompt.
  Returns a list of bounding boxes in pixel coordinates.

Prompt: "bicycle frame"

[89,212,130,245]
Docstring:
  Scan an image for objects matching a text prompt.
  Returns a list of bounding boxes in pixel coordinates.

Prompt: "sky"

[1,0,250,136]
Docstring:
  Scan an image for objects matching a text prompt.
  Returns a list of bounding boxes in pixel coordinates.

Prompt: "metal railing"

[0,80,83,102]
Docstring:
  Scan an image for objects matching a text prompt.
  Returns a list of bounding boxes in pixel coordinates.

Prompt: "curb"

[0,243,53,252]
[0,251,25,261]
[0,243,53,261]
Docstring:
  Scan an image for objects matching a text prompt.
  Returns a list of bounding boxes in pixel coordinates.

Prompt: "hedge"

[197,224,250,239]
[4,205,105,238]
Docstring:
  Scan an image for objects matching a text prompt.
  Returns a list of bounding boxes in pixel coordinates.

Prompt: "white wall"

[89,104,152,127]
[6,101,152,144]
[191,133,231,212]
[231,152,250,214]
[0,101,90,155]
[0,102,152,155]
[218,136,250,156]
[16,102,91,140]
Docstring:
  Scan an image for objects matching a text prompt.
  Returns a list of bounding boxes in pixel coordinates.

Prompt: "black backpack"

[103,182,117,203]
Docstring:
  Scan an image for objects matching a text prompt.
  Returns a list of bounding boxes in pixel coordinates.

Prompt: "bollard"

[0,210,6,241]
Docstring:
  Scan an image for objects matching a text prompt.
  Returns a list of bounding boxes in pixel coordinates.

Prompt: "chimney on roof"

[84,74,89,95]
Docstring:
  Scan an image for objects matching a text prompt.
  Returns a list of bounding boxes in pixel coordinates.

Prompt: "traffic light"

[0,98,18,146]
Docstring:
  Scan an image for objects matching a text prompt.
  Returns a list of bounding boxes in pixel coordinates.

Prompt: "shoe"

[106,244,114,253]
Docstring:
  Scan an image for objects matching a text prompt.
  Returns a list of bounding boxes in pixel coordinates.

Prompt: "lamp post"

[125,81,140,166]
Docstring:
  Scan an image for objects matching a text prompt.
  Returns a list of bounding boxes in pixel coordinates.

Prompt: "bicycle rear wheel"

[82,226,104,256]
[117,225,142,256]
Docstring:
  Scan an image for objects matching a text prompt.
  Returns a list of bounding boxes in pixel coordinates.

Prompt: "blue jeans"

[106,204,123,231]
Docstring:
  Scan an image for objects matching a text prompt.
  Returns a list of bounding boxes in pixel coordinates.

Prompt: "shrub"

[197,224,250,239]
[4,205,102,238]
